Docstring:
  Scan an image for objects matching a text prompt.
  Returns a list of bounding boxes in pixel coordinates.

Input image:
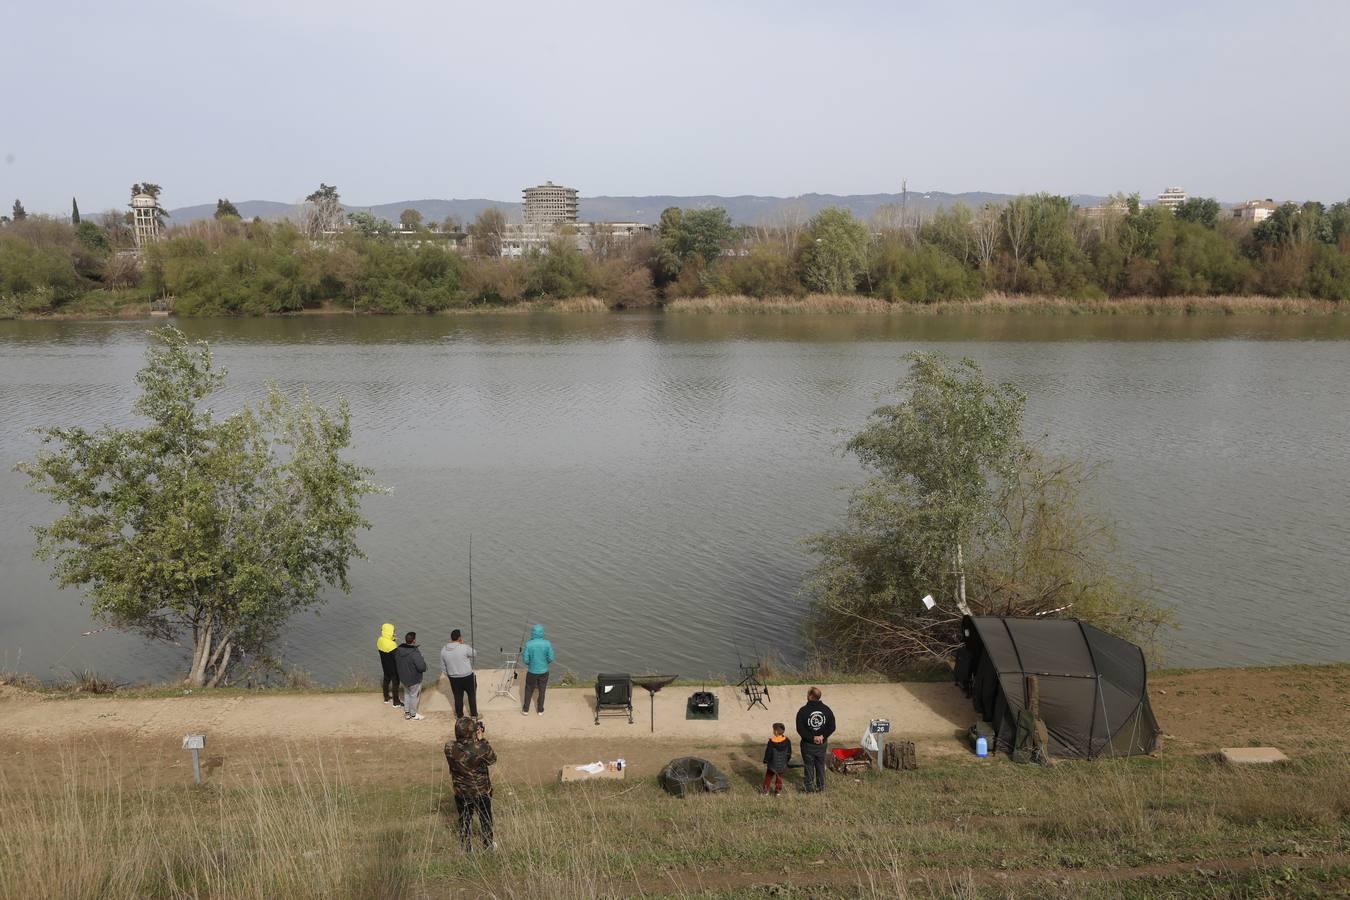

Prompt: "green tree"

[1173,197,1221,228]
[71,198,80,225]
[656,207,734,281]
[347,210,380,236]
[399,208,423,230]
[527,238,589,297]
[75,220,109,252]
[12,199,26,221]
[806,353,1166,671]
[1253,202,1331,248]
[214,198,241,220]
[18,329,379,686]
[798,207,870,294]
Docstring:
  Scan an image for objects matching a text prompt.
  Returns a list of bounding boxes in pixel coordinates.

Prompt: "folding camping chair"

[594,673,634,725]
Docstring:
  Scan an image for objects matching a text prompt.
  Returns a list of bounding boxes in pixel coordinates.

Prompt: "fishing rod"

[468,534,475,650]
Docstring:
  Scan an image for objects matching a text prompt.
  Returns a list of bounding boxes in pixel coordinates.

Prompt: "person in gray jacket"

[394,632,428,721]
[441,629,478,718]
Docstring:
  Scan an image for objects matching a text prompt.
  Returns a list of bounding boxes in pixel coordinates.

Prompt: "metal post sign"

[183,734,206,785]
[868,719,891,770]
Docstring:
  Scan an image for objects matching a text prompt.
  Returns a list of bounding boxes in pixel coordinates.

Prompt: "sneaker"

[383,699,391,705]
[393,703,404,709]
[410,713,425,721]
[521,710,529,716]
[537,711,544,716]
[404,713,412,720]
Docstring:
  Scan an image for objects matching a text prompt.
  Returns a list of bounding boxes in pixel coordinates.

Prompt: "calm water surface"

[2,314,1348,683]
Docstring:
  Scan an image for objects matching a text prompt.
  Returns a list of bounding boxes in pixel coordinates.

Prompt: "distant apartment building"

[522,182,579,225]
[498,221,652,258]
[1232,199,1276,223]
[1082,199,1130,222]
[1156,186,1187,212]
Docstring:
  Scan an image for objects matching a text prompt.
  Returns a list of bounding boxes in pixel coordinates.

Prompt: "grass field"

[2,735,1346,898]
[3,664,1347,898]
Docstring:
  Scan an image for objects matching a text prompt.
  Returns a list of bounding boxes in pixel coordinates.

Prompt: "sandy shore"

[0,671,969,747]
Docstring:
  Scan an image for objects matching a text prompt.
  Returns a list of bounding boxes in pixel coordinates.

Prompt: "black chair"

[594,673,633,725]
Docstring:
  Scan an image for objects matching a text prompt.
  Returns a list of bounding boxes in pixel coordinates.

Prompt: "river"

[2,313,1348,684]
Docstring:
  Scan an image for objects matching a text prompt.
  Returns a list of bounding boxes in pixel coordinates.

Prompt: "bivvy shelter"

[954,615,1160,759]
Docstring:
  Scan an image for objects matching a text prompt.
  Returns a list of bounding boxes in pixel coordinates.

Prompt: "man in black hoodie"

[394,632,428,721]
[795,686,836,793]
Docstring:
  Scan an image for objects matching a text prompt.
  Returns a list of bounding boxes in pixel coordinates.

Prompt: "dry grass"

[1,736,1345,899]
[664,292,1345,316]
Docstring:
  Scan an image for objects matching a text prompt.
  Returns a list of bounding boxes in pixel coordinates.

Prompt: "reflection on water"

[2,313,1348,683]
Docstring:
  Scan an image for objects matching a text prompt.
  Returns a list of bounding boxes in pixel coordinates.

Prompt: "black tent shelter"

[955,615,1160,759]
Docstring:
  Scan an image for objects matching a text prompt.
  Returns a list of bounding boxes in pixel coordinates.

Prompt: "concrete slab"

[1219,746,1289,764]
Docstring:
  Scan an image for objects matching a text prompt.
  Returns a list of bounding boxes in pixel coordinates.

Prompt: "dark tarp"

[956,616,1160,760]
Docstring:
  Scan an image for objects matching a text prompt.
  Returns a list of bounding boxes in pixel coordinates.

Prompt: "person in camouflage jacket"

[444,716,497,850]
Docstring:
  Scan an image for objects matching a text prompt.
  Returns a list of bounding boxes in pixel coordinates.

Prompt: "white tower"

[131,193,161,248]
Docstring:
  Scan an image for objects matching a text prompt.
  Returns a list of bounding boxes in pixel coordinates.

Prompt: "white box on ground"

[1219,747,1288,764]
[182,734,205,750]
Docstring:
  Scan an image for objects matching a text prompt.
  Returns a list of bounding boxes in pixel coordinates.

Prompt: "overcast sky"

[3,0,1347,215]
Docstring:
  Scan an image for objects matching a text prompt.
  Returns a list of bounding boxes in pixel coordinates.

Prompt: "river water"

[2,314,1348,684]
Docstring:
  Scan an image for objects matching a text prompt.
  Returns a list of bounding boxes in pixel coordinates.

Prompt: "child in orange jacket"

[762,722,792,795]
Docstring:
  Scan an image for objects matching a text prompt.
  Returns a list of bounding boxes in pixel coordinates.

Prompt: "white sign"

[182,734,205,750]
[921,594,936,610]
[869,719,891,733]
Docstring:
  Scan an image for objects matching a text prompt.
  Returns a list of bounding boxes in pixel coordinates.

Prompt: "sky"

[2,0,1348,215]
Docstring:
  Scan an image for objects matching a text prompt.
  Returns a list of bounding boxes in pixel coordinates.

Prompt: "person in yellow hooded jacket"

[377,623,403,708]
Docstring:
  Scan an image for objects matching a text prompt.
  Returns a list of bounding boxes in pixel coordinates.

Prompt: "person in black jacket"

[761,722,792,795]
[394,632,428,721]
[795,686,836,793]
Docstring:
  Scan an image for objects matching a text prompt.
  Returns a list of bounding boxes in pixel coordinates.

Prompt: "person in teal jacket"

[520,624,555,716]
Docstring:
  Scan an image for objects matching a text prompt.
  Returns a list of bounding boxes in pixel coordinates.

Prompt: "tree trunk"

[187,622,212,688]
[205,641,233,688]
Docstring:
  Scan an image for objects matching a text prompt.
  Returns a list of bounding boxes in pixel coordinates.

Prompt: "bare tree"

[299,183,344,239]
[586,222,618,260]
[1002,197,1032,278]
[469,207,507,258]
[973,204,1000,270]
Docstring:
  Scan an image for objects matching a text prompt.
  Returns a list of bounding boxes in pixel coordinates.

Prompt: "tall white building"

[1156,186,1187,211]
[522,182,579,225]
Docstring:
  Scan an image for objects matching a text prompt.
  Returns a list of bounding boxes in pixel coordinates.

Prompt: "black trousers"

[523,672,548,712]
[802,743,828,792]
[449,674,478,718]
[454,794,493,850]
[380,654,401,704]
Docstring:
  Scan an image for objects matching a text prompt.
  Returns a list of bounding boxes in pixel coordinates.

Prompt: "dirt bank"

[3,665,1346,788]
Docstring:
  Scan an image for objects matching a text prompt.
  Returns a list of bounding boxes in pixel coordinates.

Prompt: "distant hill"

[169,191,1113,227]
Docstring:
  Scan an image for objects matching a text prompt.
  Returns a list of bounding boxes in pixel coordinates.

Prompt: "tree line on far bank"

[4,186,1350,317]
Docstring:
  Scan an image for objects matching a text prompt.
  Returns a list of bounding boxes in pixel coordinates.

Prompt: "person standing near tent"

[795,687,836,793]
[395,631,428,721]
[377,623,402,709]
[441,628,478,719]
[520,624,555,716]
